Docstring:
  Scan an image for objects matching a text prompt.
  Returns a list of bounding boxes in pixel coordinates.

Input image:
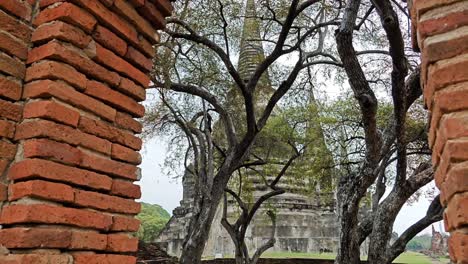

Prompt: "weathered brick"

[0,31,28,60]
[129,0,145,8]
[0,52,25,79]
[118,77,146,101]
[113,0,160,43]
[23,100,81,127]
[85,80,145,118]
[9,180,75,203]
[0,98,22,122]
[445,192,468,231]
[73,253,137,264]
[93,25,127,56]
[0,204,113,230]
[138,34,155,57]
[116,111,143,133]
[39,0,65,8]
[0,10,32,42]
[111,216,140,232]
[9,159,112,191]
[0,183,7,202]
[0,227,72,249]
[0,119,15,139]
[32,21,92,48]
[71,0,139,44]
[138,0,166,30]
[0,159,8,176]
[154,0,174,17]
[25,60,87,91]
[418,2,468,39]
[92,43,150,87]
[0,141,16,160]
[27,40,120,87]
[23,138,83,165]
[75,189,141,214]
[24,80,116,122]
[107,234,139,252]
[34,2,97,33]
[441,161,468,205]
[422,26,468,64]
[111,179,141,199]
[111,143,142,165]
[79,116,142,150]
[70,231,107,250]
[0,75,22,101]
[82,153,137,180]
[16,119,112,155]
[0,0,32,21]
[125,46,153,72]
[448,231,468,263]
[0,254,71,264]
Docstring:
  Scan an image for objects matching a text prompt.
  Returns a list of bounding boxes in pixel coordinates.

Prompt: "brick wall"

[411,0,468,263]
[0,0,172,263]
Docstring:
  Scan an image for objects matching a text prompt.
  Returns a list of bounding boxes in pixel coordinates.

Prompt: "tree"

[136,203,171,242]
[331,1,443,263]
[147,0,341,263]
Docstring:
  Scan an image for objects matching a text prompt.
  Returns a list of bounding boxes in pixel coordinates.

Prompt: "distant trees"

[136,203,171,242]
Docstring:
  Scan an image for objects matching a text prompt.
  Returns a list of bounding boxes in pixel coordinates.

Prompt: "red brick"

[448,232,468,263]
[414,0,463,17]
[138,1,166,30]
[79,116,142,150]
[92,43,150,87]
[70,231,107,250]
[445,192,468,231]
[125,46,153,72]
[81,151,137,180]
[107,234,139,252]
[0,183,7,202]
[0,119,15,139]
[24,80,116,122]
[9,180,75,203]
[441,161,468,205]
[23,138,82,165]
[100,0,115,7]
[73,253,137,264]
[419,5,468,39]
[0,140,17,160]
[25,60,87,91]
[0,10,32,42]
[8,159,112,191]
[39,0,64,8]
[138,34,155,57]
[27,40,120,87]
[0,31,28,60]
[111,143,142,165]
[23,100,81,127]
[115,111,143,133]
[32,21,92,48]
[75,190,141,214]
[118,77,146,101]
[111,179,141,199]
[154,0,173,17]
[0,254,71,264]
[113,0,159,44]
[85,80,145,118]
[34,2,97,33]
[0,75,22,101]
[0,204,113,230]
[72,0,139,44]
[422,27,468,65]
[111,216,140,232]
[0,159,8,176]
[92,25,127,56]
[0,98,22,122]
[0,52,25,79]
[0,0,32,21]
[0,227,72,249]
[444,139,468,161]
[16,119,112,155]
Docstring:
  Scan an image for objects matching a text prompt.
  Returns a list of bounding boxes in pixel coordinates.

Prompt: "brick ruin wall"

[411,0,468,263]
[0,0,172,263]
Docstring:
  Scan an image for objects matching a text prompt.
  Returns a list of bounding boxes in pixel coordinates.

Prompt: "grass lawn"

[259,251,447,264]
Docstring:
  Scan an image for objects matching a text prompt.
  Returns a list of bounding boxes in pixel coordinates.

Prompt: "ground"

[260,252,450,264]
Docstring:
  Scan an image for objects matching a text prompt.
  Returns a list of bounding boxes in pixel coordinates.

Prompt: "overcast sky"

[138,138,445,236]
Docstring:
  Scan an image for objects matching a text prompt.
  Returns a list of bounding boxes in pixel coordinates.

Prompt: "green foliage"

[136,203,171,242]
[406,235,432,251]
